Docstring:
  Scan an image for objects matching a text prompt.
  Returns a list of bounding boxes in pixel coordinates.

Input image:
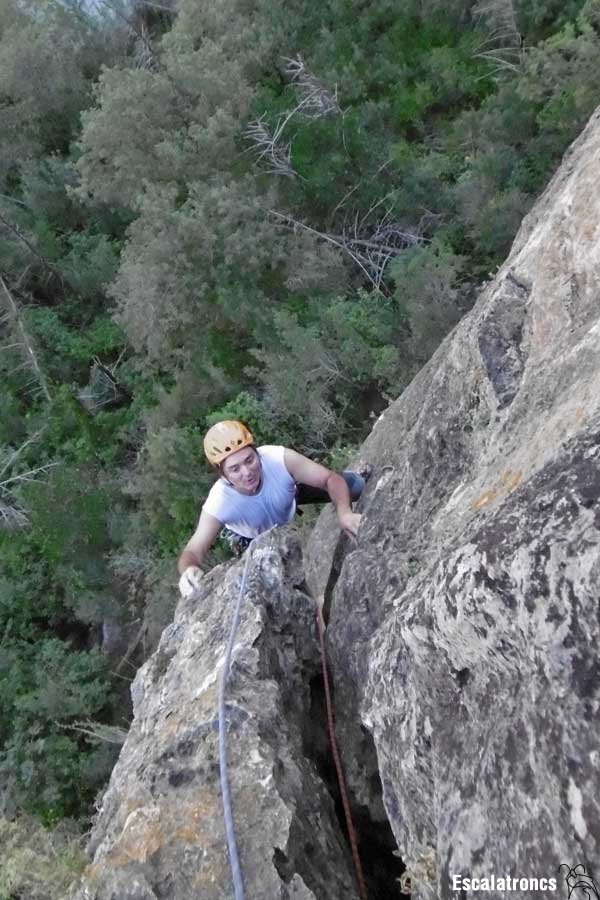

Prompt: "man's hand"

[179,565,203,598]
[338,511,362,539]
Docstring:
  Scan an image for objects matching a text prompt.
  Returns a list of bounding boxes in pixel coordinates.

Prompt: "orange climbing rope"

[316,604,369,900]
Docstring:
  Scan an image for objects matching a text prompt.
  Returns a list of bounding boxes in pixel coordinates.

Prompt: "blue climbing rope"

[217,523,368,900]
[218,526,277,900]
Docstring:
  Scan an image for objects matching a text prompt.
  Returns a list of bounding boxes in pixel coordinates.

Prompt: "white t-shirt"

[201,445,297,538]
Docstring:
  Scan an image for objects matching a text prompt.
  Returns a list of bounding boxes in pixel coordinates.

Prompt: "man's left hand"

[338,511,362,539]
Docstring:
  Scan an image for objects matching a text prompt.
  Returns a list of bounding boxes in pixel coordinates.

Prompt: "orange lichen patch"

[175,823,206,844]
[173,793,221,844]
[107,810,163,867]
[89,793,222,874]
[150,794,221,847]
[82,861,105,882]
[500,469,522,490]
[98,793,154,843]
[471,486,499,510]
[472,467,525,511]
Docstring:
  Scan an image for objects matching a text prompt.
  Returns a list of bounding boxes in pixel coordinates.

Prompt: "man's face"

[221,446,262,494]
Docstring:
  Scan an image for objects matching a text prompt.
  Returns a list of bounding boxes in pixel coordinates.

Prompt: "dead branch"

[97,0,159,71]
[472,0,524,76]
[0,429,48,480]
[0,501,28,529]
[0,429,58,530]
[270,208,426,293]
[133,21,158,70]
[282,54,341,118]
[1,461,59,488]
[328,159,393,228]
[244,116,296,178]
[77,353,131,414]
[0,276,52,402]
[56,720,128,745]
[0,464,57,530]
[473,55,523,79]
[245,89,326,178]
[0,194,29,210]
[0,212,65,290]
[246,55,341,178]
[310,353,355,385]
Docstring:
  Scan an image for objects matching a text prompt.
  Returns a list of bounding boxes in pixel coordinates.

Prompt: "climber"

[178,419,371,598]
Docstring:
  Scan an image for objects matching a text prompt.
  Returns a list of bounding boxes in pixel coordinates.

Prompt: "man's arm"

[178,510,223,575]
[283,448,361,538]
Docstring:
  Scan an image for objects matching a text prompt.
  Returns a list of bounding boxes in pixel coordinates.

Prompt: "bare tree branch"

[244,116,296,178]
[245,88,329,178]
[282,55,341,118]
[0,212,65,288]
[1,461,59,488]
[270,210,378,288]
[0,194,29,210]
[472,0,524,77]
[270,208,427,293]
[0,433,59,532]
[113,620,145,676]
[0,275,52,402]
[77,353,131,414]
[0,429,47,480]
[328,159,393,228]
[96,0,159,70]
[56,720,128,745]
[246,55,342,178]
[0,501,28,529]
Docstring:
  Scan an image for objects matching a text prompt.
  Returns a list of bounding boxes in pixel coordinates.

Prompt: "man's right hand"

[179,566,203,598]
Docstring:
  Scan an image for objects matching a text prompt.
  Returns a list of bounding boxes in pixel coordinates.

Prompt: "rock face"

[71,535,364,900]
[71,106,600,900]
[315,106,600,897]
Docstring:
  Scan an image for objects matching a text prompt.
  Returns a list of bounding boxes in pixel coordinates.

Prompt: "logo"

[559,864,599,899]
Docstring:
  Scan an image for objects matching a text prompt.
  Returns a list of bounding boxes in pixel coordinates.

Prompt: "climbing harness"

[218,526,369,900]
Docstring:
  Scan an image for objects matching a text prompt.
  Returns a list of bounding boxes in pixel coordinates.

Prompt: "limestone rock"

[70,533,361,900]
[325,105,600,897]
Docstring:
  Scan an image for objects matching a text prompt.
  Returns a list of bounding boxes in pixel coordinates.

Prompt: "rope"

[217,526,368,900]
[316,604,369,900]
[218,539,255,900]
[218,526,277,900]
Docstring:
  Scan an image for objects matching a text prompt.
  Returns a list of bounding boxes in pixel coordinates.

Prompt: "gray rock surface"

[321,105,600,897]
[71,105,600,900]
[70,533,361,900]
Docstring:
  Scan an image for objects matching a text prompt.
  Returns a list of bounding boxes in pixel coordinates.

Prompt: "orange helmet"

[203,420,254,466]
